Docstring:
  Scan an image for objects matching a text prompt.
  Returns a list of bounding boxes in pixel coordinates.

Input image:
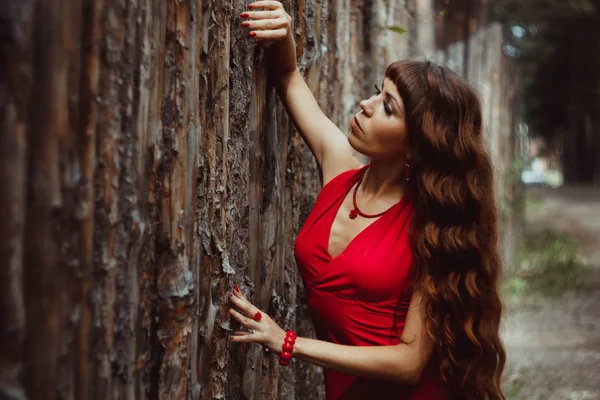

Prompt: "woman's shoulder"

[321,156,364,187]
[320,164,368,193]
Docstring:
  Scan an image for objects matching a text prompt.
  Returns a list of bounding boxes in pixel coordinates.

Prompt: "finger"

[241,17,287,31]
[233,330,251,336]
[231,287,249,302]
[240,10,279,20]
[248,1,284,11]
[230,292,261,318]
[247,28,287,41]
[229,332,256,343]
[229,308,260,330]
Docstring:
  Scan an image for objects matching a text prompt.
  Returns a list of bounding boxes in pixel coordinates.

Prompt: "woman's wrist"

[265,30,298,77]
[267,329,287,353]
[279,330,297,366]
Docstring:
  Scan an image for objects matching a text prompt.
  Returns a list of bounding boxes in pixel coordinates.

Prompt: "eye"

[375,85,393,115]
[384,102,393,115]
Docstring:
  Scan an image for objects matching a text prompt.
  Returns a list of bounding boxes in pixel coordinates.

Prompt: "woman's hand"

[228,286,287,353]
[240,1,292,50]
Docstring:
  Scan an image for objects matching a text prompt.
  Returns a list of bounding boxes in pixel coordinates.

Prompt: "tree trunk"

[0,0,519,399]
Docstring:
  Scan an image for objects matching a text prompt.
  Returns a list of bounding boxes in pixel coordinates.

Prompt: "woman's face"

[348,78,408,160]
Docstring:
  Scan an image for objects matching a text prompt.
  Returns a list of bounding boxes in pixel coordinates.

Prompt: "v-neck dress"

[294,166,449,400]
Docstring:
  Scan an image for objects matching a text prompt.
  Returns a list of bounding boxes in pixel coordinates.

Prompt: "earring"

[405,162,411,182]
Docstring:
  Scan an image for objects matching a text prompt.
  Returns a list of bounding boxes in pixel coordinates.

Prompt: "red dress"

[294,166,450,400]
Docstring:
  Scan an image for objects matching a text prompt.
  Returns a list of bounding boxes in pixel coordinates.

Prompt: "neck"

[360,157,407,199]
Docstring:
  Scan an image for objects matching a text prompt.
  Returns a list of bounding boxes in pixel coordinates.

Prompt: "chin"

[347,131,359,149]
[347,133,371,157]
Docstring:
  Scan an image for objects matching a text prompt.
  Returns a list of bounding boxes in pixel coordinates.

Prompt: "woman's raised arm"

[241,1,361,185]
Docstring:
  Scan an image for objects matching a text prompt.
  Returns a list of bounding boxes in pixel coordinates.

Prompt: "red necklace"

[349,171,398,219]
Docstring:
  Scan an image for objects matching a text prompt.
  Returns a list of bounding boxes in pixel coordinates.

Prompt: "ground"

[502,185,600,400]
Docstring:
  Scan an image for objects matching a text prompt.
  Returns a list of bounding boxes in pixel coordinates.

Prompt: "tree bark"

[0,0,520,398]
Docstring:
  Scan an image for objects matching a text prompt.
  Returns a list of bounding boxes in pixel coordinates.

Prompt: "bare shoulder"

[321,152,363,187]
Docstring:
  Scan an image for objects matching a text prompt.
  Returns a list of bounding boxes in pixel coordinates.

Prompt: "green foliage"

[502,276,528,298]
[386,26,407,35]
[503,375,525,399]
[503,230,585,301]
[524,197,544,214]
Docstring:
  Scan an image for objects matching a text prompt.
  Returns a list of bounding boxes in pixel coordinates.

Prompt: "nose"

[359,98,374,117]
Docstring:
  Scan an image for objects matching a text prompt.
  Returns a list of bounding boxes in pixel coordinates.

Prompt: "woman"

[228,2,506,399]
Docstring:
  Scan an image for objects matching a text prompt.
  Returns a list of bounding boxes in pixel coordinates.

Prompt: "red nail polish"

[234,284,240,293]
[248,4,255,9]
[247,32,256,38]
[240,12,249,18]
[241,22,250,27]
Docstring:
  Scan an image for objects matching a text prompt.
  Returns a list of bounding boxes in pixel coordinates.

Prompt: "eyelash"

[374,85,393,115]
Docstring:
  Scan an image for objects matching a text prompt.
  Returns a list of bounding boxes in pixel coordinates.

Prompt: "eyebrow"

[381,80,403,114]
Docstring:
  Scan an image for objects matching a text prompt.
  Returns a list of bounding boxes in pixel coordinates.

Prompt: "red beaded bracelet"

[279,330,296,366]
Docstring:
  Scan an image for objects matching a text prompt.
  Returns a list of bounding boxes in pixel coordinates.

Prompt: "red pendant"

[349,209,358,219]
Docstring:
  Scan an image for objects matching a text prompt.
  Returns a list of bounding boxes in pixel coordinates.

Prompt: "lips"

[352,116,363,132]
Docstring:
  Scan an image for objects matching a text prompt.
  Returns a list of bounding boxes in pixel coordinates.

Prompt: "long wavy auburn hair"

[387,60,506,399]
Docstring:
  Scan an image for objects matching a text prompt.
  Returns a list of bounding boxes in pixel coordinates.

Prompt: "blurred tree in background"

[493,0,600,184]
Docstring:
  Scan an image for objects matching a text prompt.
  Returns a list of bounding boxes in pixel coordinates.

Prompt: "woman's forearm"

[292,337,423,385]
[228,284,431,386]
